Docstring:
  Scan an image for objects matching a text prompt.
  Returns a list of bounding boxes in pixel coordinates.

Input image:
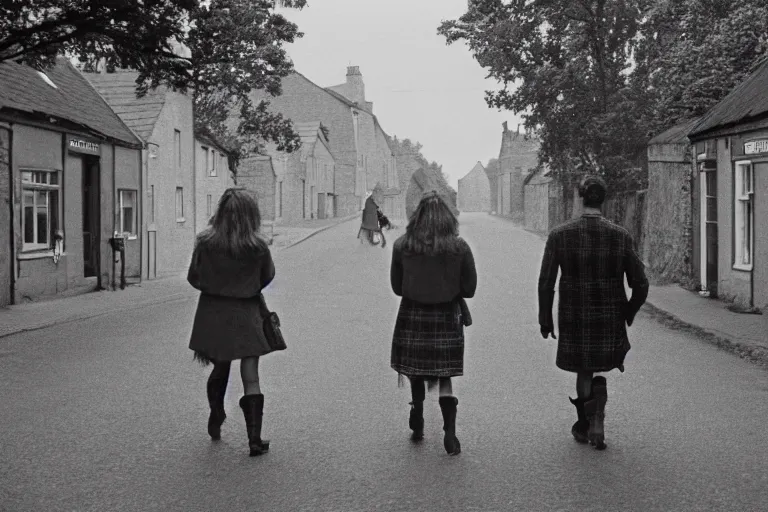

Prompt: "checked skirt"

[390,298,464,378]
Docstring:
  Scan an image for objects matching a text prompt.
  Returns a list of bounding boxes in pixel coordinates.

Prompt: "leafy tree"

[438,0,650,192]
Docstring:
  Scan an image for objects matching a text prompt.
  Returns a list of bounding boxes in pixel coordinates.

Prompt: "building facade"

[194,133,235,231]
[523,167,558,232]
[237,155,276,221]
[85,70,196,279]
[457,161,490,212]
[493,122,540,220]
[0,59,143,305]
[688,59,768,310]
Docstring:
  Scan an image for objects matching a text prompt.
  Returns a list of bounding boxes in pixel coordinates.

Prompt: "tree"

[0,0,196,94]
[438,0,651,192]
[189,0,307,166]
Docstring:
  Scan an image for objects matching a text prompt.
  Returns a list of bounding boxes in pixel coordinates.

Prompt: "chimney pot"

[347,65,361,76]
[502,121,508,131]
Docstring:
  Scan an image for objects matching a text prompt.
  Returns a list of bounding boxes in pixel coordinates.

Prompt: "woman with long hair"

[187,188,276,456]
[390,191,477,455]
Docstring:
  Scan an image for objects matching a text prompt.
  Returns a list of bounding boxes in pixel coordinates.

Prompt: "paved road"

[1,213,767,511]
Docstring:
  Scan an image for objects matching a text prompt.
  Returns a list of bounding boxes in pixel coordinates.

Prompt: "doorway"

[82,157,100,279]
[701,169,718,296]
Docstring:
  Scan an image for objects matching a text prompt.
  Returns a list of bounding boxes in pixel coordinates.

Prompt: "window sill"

[18,250,64,260]
[733,263,753,272]
[176,218,186,224]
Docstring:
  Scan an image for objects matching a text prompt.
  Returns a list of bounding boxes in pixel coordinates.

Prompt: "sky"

[278,0,524,190]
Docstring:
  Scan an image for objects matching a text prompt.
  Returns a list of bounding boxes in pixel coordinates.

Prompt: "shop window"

[734,161,753,269]
[210,150,218,177]
[21,169,60,251]
[118,189,138,237]
[175,187,184,222]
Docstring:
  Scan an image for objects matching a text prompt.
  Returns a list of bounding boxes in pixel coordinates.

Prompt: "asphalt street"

[1,213,767,511]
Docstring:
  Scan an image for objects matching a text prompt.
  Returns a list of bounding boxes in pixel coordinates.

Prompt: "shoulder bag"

[259,293,287,351]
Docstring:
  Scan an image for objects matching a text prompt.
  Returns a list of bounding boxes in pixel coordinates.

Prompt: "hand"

[623,303,636,327]
[625,314,635,327]
[540,325,557,339]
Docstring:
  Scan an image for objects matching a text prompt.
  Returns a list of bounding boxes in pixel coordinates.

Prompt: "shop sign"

[744,139,768,155]
[67,135,101,155]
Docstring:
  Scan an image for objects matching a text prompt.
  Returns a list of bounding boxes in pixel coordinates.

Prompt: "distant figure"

[358,191,387,248]
[390,190,477,455]
[537,175,649,450]
[187,188,277,457]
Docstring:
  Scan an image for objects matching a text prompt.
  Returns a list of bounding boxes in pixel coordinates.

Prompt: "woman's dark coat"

[360,197,381,232]
[187,240,276,364]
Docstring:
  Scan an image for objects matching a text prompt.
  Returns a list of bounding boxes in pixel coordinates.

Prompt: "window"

[206,194,212,217]
[202,146,209,175]
[210,150,217,177]
[175,187,184,221]
[174,129,181,169]
[21,170,60,251]
[118,189,138,237]
[734,161,754,269]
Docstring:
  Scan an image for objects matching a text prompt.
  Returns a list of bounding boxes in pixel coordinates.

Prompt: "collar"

[581,207,603,217]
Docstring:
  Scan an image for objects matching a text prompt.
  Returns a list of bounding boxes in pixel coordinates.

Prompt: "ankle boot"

[409,378,425,440]
[239,394,270,456]
[206,375,228,440]
[568,397,589,444]
[584,377,607,450]
[438,396,461,455]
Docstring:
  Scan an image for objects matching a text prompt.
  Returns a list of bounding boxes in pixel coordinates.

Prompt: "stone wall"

[238,156,276,221]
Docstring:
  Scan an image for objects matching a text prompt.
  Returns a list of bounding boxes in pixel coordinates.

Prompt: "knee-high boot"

[206,370,229,440]
[568,397,590,444]
[584,376,607,450]
[409,378,425,440]
[239,394,270,456]
[439,396,461,455]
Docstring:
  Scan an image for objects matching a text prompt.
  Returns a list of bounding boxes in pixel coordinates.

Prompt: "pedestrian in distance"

[537,175,649,450]
[390,190,477,455]
[358,190,387,247]
[187,188,277,457]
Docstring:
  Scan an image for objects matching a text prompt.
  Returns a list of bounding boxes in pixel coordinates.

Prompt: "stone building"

[85,69,196,280]
[523,166,559,232]
[493,122,540,220]
[457,161,490,212]
[0,59,143,305]
[237,155,276,221]
[194,132,235,231]
[248,67,397,218]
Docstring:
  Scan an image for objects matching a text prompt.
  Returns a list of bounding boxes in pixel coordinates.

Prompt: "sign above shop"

[67,135,101,155]
[744,139,768,155]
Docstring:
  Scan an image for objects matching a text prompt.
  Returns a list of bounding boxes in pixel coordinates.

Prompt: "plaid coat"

[538,213,649,372]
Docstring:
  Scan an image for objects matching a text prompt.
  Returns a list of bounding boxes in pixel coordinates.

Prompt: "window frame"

[201,145,209,176]
[20,168,61,253]
[174,129,181,169]
[206,194,212,217]
[733,160,754,271]
[175,187,185,223]
[118,189,138,239]
[210,149,218,177]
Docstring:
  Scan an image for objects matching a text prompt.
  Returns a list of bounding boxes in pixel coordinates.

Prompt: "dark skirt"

[390,298,464,378]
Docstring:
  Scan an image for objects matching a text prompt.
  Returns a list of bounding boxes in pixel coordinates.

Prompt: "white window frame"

[210,149,218,177]
[118,189,138,239]
[733,160,754,271]
[20,169,60,252]
[175,187,185,222]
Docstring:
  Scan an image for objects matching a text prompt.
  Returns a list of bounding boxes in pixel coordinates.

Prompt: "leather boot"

[409,378,425,440]
[568,396,589,444]
[206,371,229,440]
[239,395,270,456]
[584,376,607,450]
[439,396,461,455]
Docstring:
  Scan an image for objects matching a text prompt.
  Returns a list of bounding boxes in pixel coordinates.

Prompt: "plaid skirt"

[390,298,464,378]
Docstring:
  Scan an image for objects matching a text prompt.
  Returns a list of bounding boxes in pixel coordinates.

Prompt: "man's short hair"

[579,175,608,207]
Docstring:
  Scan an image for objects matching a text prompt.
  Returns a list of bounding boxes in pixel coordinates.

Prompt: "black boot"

[439,396,461,455]
[239,395,270,456]
[584,377,607,450]
[568,397,590,444]
[206,371,229,440]
[409,378,425,440]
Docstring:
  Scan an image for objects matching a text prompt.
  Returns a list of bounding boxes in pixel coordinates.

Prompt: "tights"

[409,376,453,402]
[576,371,594,400]
[209,356,261,396]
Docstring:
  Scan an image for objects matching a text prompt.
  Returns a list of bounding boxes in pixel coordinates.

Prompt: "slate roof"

[649,118,700,145]
[83,70,167,142]
[0,58,142,147]
[294,121,332,157]
[458,161,485,182]
[689,58,768,139]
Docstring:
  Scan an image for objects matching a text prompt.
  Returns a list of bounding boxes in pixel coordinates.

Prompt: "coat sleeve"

[460,244,477,298]
[261,250,276,290]
[187,244,203,291]
[537,232,559,327]
[624,233,649,316]
[390,243,403,296]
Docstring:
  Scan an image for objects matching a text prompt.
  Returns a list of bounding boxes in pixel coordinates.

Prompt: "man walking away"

[537,175,648,450]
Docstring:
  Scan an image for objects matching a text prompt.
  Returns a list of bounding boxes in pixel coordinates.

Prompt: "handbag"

[455,297,473,327]
[259,293,287,351]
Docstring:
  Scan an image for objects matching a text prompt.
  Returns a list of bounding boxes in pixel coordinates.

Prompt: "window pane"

[36,191,48,245]
[123,206,134,234]
[745,200,752,265]
[23,190,34,243]
[49,172,58,185]
[22,171,32,182]
[176,187,183,218]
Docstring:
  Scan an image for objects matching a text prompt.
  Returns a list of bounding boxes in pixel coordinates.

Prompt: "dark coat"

[360,197,381,232]
[187,240,276,364]
[538,213,649,372]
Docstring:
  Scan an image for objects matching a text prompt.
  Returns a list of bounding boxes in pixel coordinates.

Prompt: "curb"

[642,301,768,368]
[278,214,359,251]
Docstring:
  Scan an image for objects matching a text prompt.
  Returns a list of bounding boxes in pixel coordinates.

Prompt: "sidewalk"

[0,214,358,339]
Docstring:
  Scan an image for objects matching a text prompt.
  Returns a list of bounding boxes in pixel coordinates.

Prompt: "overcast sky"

[278,0,524,189]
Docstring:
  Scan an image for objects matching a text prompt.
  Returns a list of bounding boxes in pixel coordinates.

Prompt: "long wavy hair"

[196,188,267,257]
[401,191,461,255]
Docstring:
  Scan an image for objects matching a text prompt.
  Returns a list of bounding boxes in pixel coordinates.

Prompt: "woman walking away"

[187,188,277,457]
[358,191,387,247]
[390,191,477,455]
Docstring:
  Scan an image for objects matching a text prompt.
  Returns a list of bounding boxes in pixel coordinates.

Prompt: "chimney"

[346,66,365,105]
[502,121,508,132]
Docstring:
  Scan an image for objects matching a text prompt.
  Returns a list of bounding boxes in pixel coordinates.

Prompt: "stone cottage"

[492,122,540,220]
[457,161,490,212]
[0,58,143,305]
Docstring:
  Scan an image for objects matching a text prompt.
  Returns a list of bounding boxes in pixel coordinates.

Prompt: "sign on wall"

[67,135,101,155]
[743,139,768,155]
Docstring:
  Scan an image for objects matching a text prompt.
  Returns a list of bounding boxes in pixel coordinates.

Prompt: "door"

[317,193,325,219]
[82,157,100,278]
[703,169,718,296]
